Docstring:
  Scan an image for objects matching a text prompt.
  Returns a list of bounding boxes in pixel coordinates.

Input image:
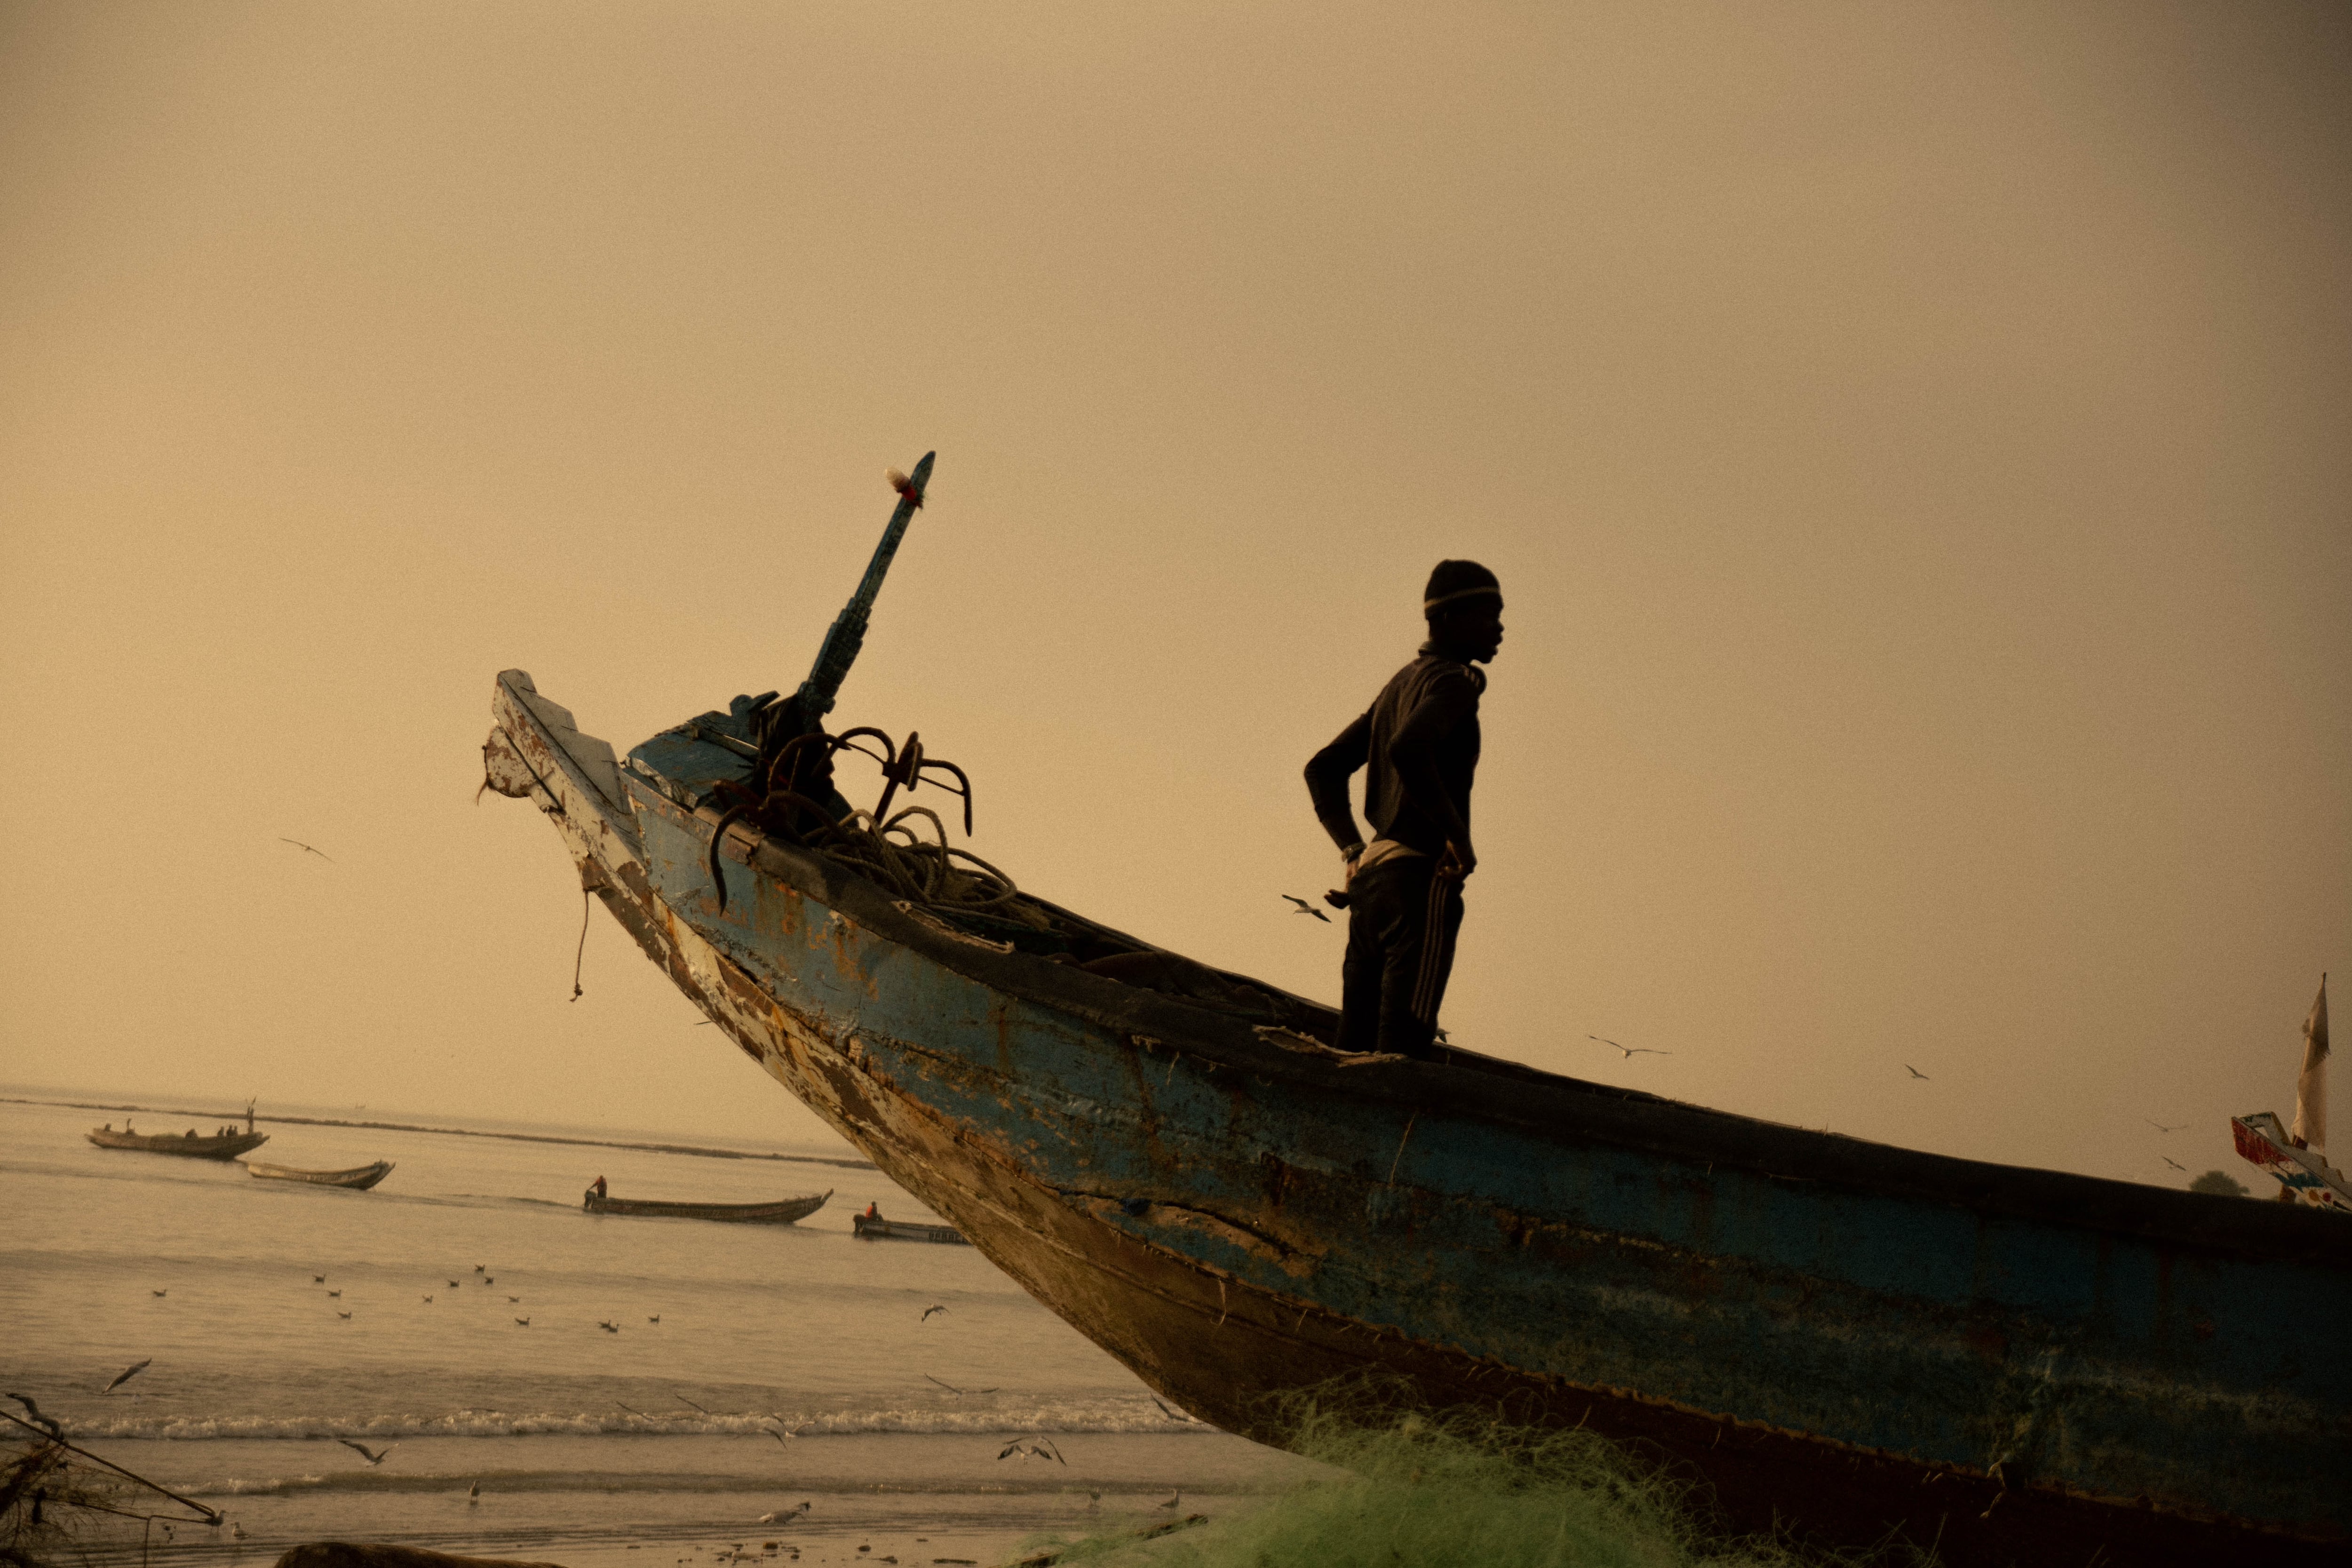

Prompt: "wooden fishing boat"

[245,1160,396,1190]
[87,1125,268,1161]
[584,1189,830,1224]
[852,1213,968,1244]
[482,457,2350,1565]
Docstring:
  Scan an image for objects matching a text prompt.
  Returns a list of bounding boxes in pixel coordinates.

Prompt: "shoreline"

[1,1097,875,1171]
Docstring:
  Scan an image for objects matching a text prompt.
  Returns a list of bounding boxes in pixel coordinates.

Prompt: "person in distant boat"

[1305,560,1504,1060]
[585,1174,607,1208]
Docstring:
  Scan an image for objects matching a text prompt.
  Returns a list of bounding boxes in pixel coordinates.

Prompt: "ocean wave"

[69,1402,1215,1443]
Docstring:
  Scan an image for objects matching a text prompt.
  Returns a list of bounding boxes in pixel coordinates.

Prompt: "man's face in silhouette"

[1434,602,1505,664]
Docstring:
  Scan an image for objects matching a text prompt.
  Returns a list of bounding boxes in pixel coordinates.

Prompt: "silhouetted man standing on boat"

[1305,561,1503,1059]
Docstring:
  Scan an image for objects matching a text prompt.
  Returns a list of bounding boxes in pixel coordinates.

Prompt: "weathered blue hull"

[485,670,2349,1565]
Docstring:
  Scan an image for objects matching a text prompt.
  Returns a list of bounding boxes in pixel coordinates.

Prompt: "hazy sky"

[3,1,2345,1192]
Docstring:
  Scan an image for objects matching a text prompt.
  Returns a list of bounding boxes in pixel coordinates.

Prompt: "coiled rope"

[806,804,1024,911]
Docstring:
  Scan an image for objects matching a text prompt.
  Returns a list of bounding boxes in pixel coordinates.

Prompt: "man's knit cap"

[1423,559,1502,615]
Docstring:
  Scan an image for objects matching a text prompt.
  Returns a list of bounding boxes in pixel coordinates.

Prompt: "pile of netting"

[1015,1393,1895,1568]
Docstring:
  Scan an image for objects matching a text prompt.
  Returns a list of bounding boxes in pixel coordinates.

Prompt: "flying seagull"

[2162,1156,2188,1172]
[103,1359,152,1395]
[996,1437,1065,1465]
[279,838,334,862]
[763,1421,812,1446]
[921,1305,948,1321]
[923,1374,998,1396]
[1150,1396,1196,1424]
[6,1393,63,1439]
[1904,1065,1931,1081]
[336,1440,396,1466]
[2147,1120,2186,1134]
[1281,895,1332,924]
[1589,1035,1669,1059]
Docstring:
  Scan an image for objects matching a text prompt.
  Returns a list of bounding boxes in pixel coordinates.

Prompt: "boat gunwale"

[691,801,2347,1270]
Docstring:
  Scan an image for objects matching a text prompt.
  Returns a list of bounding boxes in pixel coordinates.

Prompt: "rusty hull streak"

[485,671,2350,1566]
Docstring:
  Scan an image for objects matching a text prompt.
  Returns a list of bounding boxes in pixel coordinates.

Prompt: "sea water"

[0,1093,1308,1568]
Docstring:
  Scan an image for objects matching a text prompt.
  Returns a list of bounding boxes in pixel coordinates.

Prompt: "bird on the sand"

[1158,1489,1181,1511]
[313,1275,326,1284]
[474,1266,486,1274]
[468,1481,481,1504]
[597,1320,620,1334]
[422,1295,434,1304]
[1086,1491,1101,1512]
[336,1440,396,1466]
[337,1311,352,1321]
[1589,1035,1669,1059]
[920,1305,947,1321]
[152,1290,167,1298]
[647,1315,660,1323]
[996,1438,1065,1465]
[448,1280,461,1289]
[923,1374,998,1396]
[514,1318,530,1327]
[483,1277,494,1286]
[1280,895,1332,924]
[755,1504,811,1524]
[103,1359,152,1395]
[2148,1120,2186,1133]
[7,1393,63,1439]
[1904,1065,1931,1081]
[327,1290,341,1298]
[2163,1156,2188,1172]
[230,1523,246,1540]
[508,1296,522,1304]
[278,838,334,862]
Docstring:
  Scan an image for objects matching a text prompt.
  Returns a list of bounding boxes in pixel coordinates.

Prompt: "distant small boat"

[853,1213,968,1245]
[88,1125,268,1161]
[584,1189,830,1224]
[246,1160,396,1191]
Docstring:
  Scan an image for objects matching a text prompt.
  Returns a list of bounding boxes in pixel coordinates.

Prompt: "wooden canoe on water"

[853,1213,968,1244]
[87,1126,268,1160]
[246,1160,395,1190]
[482,462,2347,1566]
[585,1189,830,1224]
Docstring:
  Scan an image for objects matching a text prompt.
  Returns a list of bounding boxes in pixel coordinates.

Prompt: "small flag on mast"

[2291,973,2329,1152]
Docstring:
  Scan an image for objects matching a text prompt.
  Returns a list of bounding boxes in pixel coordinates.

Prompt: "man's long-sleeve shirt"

[1305,645,1486,857]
